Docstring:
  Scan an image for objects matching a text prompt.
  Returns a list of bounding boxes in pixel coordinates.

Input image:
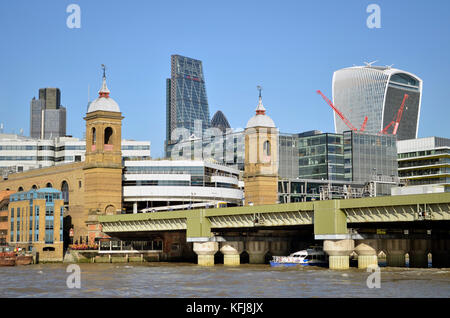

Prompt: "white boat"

[270,246,328,267]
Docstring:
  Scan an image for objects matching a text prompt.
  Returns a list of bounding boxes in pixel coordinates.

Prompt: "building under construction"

[331,64,422,140]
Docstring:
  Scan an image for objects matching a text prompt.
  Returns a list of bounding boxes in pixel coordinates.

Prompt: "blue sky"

[0,0,449,157]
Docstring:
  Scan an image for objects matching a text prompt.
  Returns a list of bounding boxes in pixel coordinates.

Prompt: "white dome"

[245,96,276,128]
[87,75,120,113]
[246,114,275,128]
[87,96,120,113]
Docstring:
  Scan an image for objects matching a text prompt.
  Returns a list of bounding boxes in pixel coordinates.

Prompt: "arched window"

[61,181,69,204]
[92,127,96,145]
[31,185,38,190]
[18,186,24,192]
[46,183,53,188]
[263,140,271,156]
[104,127,113,145]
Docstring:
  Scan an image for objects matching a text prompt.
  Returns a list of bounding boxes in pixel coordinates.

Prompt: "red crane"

[378,93,409,136]
[316,90,368,132]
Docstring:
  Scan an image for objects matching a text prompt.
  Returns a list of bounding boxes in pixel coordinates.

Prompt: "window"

[46,207,54,216]
[61,181,69,204]
[263,140,270,156]
[92,127,96,145]
[104,127,113,145]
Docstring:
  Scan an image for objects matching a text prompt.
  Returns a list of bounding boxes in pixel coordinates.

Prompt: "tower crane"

[378,93,409,136]
[316,90,368,132]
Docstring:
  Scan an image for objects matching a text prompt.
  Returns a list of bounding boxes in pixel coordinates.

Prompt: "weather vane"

[257,85,262,98]
[101,64,106,78]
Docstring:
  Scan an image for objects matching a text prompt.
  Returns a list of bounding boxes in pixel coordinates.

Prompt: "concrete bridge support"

[432,239,450,268]
[409,239,430,268]
[386,239,408,267]
[220,242,244,266]
[269,240,289,257]
[247,241,269,264]
[354,239,379,269]
[323,239,354,270]
[193,242,218,266]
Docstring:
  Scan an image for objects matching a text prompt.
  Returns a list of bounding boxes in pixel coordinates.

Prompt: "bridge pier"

[431,239,450,268]
[386,239,408,267]
[409,239,430,268]
[354,239,378,269]
[220,242,244,266]
[323,239,354,270]
[269,240,289,257]
[247,241,269,264]
[193,242,218,266]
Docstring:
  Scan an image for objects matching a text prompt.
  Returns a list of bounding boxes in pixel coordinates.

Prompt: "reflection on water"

[0,263,449,298]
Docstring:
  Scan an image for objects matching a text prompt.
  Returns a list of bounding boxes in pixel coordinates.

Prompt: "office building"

[30,88,67,139]
[8,188,64,261]
[166,55,211,154]
[332,65,422,140]
[211,110,231,133]
[0,134,151,176]
[397,136,450,191]
[122,160,243,212]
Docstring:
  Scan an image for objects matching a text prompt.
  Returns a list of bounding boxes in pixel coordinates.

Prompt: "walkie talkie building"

[332,65,423,140]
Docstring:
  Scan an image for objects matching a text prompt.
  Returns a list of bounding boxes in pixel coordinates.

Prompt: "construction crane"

[378,93,409,136]
[316,90,368,132]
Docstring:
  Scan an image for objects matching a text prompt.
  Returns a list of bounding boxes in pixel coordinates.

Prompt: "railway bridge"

[98,193,450,269]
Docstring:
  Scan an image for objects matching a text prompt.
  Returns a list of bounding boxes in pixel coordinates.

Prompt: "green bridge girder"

[98,193,450,240]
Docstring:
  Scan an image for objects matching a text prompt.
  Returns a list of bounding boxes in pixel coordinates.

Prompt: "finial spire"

[99,64,110,98]
[255,85,266,115]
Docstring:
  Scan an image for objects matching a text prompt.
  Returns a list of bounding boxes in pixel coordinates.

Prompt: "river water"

[0,263,449,298]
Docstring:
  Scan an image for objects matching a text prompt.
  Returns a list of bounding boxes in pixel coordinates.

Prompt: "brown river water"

[0,263,449,298]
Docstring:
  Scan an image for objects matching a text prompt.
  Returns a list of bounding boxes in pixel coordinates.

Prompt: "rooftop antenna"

[386,64,394,69]
[363,60,378,67]
[0,123,3,133]
[19,128,24,136]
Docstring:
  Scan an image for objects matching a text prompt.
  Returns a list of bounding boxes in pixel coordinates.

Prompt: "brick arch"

[105,205,116,215]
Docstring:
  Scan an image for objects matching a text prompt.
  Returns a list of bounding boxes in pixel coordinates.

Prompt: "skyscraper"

[166,55,210,154]
[30,88,66,139]
[332,65,422,140]
[211,110,231,133]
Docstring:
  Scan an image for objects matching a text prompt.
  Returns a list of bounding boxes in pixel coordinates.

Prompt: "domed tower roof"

[87,65,120,113]
[211,110,231,132]
[246,88,275,129]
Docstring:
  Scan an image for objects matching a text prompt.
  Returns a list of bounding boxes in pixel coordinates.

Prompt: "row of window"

[398,149,450,159]
[9,206,62,244]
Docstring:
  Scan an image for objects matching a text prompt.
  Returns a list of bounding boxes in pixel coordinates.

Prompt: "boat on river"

[270,246,328,267]
[0,251,33,266]
[0,252,17,266]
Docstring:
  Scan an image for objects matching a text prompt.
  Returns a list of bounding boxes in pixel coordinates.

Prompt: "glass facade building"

[166,55,211,153]
[279,130,398,187]
[344,131,398,183]
[332,65,422,140]
[397,137,450,191]
[30,88,67,139]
